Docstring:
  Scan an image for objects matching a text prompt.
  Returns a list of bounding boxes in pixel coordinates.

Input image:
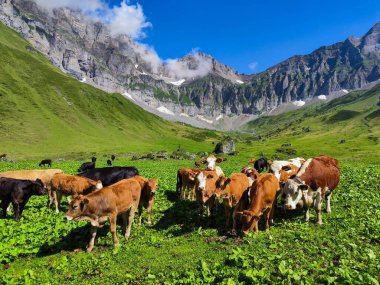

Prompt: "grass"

[0,158,379,284]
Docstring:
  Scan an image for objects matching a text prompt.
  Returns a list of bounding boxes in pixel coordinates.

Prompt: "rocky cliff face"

[1,0,380,127]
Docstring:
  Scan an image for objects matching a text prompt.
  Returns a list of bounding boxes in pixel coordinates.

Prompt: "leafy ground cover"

[0,158,379,284]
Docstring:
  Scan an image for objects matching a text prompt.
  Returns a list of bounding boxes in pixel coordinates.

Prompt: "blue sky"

[108,0,379,74]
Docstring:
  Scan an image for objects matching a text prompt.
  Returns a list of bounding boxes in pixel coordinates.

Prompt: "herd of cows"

[0,154,340,252]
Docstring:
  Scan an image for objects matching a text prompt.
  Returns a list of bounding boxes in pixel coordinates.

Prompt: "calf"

[133,176,158,225]
[79,166,139,187]
[51,174,103,213]
[39,159,52,167]
[195,171,219,216]
[0,169,64,208]
[282,155,340,224]
[107,159,112,166]
[78,162,95,173]
[253,158,269,173]
[0,178,47,221]
[238,174,279,234]
[64,177,143,252]
[214,173,250,232]
[176,168,200,200]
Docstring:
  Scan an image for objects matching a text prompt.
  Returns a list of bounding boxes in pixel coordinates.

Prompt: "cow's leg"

[269,199,276,225]
[1,199,10,218]
[325,190,332,213]
[46,186,53,208]
[19,202,26,216]
[304,207,310,222]
[12,202,20,222]
[53,190,59,213]
[121,212,128,234]
[264,208,271,232]
[66,196,72,203]
[87,226,98,253]
[147,204,152,226]
[224,203,231,229]
[137,205,143,226]
[191,186,195,201]
[232,206,240,234]
[315,192,323,224]
[109,214,119,246]
[125,205,137,238]
[253,219,259,233]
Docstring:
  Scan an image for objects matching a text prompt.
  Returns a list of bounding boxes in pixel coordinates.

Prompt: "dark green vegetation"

[0,159,379,284]
[242,86,380,161]
[0,22,222,160]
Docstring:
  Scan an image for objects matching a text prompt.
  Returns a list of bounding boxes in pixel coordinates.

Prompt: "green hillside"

[0,23,221,159]
[240,85,380,161]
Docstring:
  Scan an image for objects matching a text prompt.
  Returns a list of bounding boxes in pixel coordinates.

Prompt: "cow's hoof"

[147,222,152,226]
[114,242,119,247]
[86,247,93,253]
[55,210,59,213]
[316,220,323,225]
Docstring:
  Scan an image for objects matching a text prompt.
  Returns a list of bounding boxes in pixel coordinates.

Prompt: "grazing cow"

[39,159,52,167]
[241,166,260,186]
[91,156,97,163]
[195,155,226,176]
[176,168,201,200]
[238,173,279,234]
[0,169,64,208]
[269,157,305,181]
[282,155,340,224]
[195,171,219,216]
[78,162,95,173]
[51,174,103,213]
[214,173,250,232]
[133,176,158,225]
[111,155,116,161]
[79,166,139,187]
[107,159,112,166]
[253,158,270,173]
[0,178,47,221]
[64,178,142,252]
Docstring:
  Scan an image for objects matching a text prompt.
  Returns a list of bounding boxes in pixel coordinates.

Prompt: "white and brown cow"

[194,170,219,217]
[176,168,201,200]
[281,155,340,224]
[195,155,226,177]
[269,157,305,181]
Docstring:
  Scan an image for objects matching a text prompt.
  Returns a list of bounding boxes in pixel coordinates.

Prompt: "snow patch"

[236,79,244,84]
[169,79,186,86]
[293,100,305,107]
[123,92,135,102]
[305,67,311,71]
[135,64,139,69]
[157,106,174,116]
[140,72,148,75]
[342,89,349,94]
[180,113,190,117]
[197,115,213,124]
[80,77,86,83]
[216,114,223,121]
[318,95,327,100]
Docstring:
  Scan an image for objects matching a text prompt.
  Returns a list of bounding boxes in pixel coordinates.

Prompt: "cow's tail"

[176,171,182,197]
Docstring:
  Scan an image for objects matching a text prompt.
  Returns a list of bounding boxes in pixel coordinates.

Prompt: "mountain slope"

[240,83,380,160]
[0,22,221,159]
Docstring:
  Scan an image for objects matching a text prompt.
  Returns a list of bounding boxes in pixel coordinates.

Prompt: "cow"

[107,159,112,166]
[39,159,52,167]
[111,155,116,161]
[195,155,226,176]
[214,173,250,232]
[132,176,158,225]
[91,156,97,163]
[195,171,219,217]
[51,174,103,213]
[241,166,260,186]
[282,155,340,224]
[253,158,270,173]
[176,168,201,200]
[0,178,47,221]
[0,169,64,208]
[78,162,95,173]
[64,177,144,252]
[237,173,279,234]
[79,167,139,187]
[269,157,305,181]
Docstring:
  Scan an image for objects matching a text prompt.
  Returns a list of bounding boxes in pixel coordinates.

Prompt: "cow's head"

[95,180,103,190]
[30,178,48,195]
[195,172,215,203]
[144,179,158,198]
[205,155,225,171]
[65,195,88,221]
[237,210,260,235]
[282,178,309,210]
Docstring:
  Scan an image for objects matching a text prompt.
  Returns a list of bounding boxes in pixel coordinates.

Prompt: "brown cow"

[132,176,158,225]
[64,177,143,252]
[238,173,279,234]
[51,174,103,213]
[0,169,64,208]
[214,173,250,232]
[176,168,201,200]
[282,155,340,224]
[195,170,219,216]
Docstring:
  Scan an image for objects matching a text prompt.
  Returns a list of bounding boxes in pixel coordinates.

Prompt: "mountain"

[0,21,222,159]
[1,0,380,129]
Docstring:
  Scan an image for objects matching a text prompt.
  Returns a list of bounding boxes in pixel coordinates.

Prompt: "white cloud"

[248,61,258,71]
[34,0,151,39]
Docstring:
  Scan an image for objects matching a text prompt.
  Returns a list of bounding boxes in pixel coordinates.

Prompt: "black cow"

[39,159,52,167]
[107,159,112,166]
[111,154,116,161]
[91,156,97,163]
[254,158,269,173]
[78,162,95,173]
[0,178,47,221]
[79,166,139,187]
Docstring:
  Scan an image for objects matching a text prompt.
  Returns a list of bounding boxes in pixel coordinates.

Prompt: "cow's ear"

[281,165,291,171]
[267,160,273,166]
[224,178,231,186]
[216,157,225,163]
[207,174,214,179]
[299,184,308,191]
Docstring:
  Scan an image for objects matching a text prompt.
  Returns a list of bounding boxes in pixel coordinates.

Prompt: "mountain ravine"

[1,0,380,129]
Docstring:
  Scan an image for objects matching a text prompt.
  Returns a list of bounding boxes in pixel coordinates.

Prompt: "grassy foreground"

[0,157,379,284]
